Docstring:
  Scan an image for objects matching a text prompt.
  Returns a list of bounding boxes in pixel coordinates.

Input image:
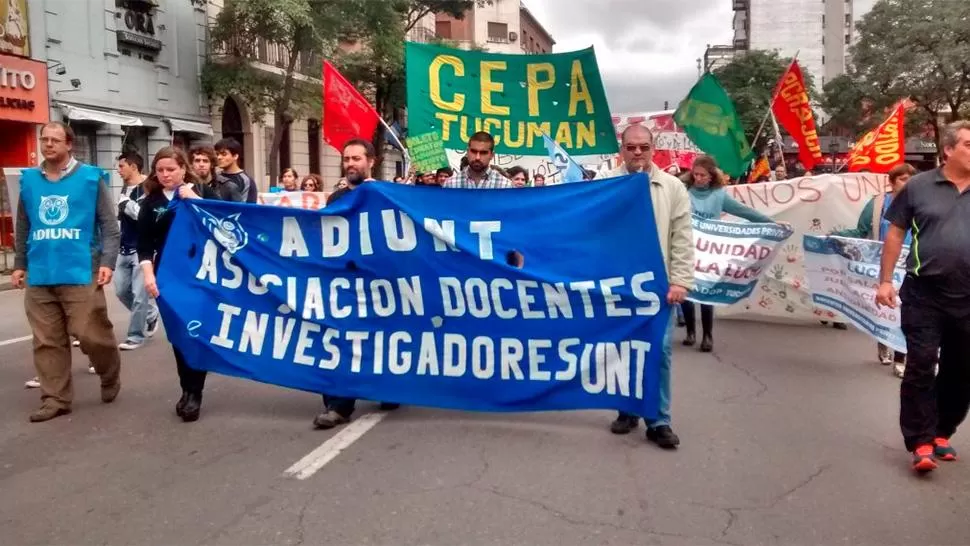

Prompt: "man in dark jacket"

[190,145,243,202]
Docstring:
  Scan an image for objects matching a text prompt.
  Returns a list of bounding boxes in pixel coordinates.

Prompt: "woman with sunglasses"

[300,174,323,192]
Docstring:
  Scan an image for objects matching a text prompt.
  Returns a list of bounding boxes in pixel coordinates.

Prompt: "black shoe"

[313,409,350,429]
[181,392,202,422]
[683,332,696,346]
[677,317,686,327]
[379,402,401,411]
[700,334,713,352]
[646,425,680,449]
[610,415,639,434]
[175,391,190,417]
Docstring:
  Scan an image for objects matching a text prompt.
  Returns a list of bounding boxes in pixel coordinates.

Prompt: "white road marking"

[0,335,31,347]
[284,412,388,480]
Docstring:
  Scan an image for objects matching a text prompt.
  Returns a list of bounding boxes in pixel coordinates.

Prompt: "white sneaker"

[25,377,41,388]
[72,339,80,347]
[893,362,905,378]
[146,317,160,338]
[118,341,143,351]
[87,365,96,375]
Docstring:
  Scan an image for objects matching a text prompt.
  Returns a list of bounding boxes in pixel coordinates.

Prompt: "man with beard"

[444,132,513,189]
[603,124,694,449]
[312,138,401,429]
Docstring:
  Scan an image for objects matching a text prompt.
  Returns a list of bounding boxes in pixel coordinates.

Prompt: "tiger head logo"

[39,195,69,226]
[192,204,248,255]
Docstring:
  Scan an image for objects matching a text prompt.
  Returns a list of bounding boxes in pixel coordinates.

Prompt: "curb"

[0,281,13,292]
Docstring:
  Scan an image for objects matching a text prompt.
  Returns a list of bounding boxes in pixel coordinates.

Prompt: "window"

[487,22,508,43]
[435,20,452,39]
[821,15,825,27]
[822,55,826,65]
[845,33,851,44]
[845,13,851,25]
[307,119,320,174]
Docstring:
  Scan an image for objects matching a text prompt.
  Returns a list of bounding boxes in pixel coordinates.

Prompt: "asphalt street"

[0,286,967,545]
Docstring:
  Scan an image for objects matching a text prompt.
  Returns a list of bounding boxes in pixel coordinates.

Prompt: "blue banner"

[689,216,792,305]
[155,175,671,418]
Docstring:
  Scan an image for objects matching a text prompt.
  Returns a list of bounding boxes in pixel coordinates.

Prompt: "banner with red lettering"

[612,110,700,171]
[771,62,822,171]
[718,173,889,323]
[323,61,381,152]
[257,191,331,210]
[847,103,906,173]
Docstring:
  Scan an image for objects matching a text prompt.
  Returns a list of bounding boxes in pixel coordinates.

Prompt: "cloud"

[523,0,733,112]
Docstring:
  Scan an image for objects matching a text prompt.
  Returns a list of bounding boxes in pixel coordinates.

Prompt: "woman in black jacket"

[137,146,227,422]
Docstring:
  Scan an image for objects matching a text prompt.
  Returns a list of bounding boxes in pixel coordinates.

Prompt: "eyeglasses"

[624,144,650,153]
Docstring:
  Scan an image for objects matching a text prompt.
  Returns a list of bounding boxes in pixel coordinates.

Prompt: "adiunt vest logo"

[39,195,69,226]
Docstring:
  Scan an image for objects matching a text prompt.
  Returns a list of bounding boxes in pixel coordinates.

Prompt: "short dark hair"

[507,166,528,181]
[42,121,75,145]
[468,131,496,152]
[214,137,243,157]
[117,151,144,172]
[435,167,453,177]
[342,138,375,159]
[888,163,916,182]
[534,173,546,181]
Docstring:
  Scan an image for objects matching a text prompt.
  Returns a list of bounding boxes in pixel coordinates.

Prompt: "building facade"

[0,0,48,172]
[435,0,553,54]
[28,0,214,191]
[732,0,853,90]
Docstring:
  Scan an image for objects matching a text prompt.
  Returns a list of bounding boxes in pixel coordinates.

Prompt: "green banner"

[673,73,753,177]
[406,132,450,172]
[405,42,618,156]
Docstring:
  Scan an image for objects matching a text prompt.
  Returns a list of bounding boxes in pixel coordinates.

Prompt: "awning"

[166,118,214,136]
[58,104,143,126]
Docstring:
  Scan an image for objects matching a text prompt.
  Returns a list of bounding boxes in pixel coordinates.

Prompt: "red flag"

[771,61,823,171]
[847,102,906,173]
[322,61,381,151]
[748,156,770,183]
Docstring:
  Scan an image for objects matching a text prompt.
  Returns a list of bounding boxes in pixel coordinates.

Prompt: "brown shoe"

[29,406,72,423]
[101,383,121,404]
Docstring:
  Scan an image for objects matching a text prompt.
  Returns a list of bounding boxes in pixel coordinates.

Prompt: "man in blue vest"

[12,121,123,423]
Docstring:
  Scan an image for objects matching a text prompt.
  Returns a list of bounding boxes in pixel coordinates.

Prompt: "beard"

[345,169,366,186]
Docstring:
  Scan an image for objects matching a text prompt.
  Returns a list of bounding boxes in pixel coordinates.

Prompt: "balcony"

[210,36,323,80]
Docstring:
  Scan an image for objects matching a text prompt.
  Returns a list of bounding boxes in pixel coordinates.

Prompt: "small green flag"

[673,73,753,177]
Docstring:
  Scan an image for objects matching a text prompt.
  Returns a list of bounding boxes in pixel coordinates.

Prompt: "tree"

[336,1,489,173]
[820,73,876,135]
[202,0,351,185]
[851,0,970,155]
[713,50,816,148]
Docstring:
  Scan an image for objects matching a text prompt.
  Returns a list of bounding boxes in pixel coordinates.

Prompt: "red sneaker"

[933,437,958,461]
[912,444,938,473]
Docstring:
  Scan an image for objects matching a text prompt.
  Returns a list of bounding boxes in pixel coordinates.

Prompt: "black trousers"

[899,277,970,451]
[174,346,207,394]
[682,302,714,337]
[321,394,356,418]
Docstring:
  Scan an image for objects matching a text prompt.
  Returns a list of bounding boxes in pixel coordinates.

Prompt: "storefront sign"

[0,53,48,124]
[0,0,30,57]
[116,0,163,53]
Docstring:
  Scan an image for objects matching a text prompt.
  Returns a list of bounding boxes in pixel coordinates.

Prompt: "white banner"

[720,173,889,321]
[257,191,330,209]
[689,216,793,306]
[803,235,908,352]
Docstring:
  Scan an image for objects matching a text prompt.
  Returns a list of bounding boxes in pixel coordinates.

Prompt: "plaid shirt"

[443,167,513,189]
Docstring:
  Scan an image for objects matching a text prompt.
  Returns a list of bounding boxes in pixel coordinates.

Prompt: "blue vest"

[878,194,913,246]
[20,164,101,286]
[688,187,727,220]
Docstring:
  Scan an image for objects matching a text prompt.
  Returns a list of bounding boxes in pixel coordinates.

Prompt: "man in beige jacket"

[604,124,695,449]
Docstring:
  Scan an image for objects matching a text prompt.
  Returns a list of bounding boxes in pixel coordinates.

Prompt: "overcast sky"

[523,0,876,115]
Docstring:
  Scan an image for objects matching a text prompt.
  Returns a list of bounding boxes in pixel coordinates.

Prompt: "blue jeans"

[618,313,675,427]
[115,252,158,344]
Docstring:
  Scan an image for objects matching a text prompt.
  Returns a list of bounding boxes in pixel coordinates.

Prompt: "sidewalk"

[1,250,13,291]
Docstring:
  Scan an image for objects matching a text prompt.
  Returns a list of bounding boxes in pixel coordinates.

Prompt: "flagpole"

[378,116,411,180]
[749,51,800,152]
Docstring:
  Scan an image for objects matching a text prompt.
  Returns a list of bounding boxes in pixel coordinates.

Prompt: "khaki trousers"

[24,283,121,409]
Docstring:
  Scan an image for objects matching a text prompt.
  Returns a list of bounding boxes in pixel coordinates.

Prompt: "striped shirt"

[443,167,513,189]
